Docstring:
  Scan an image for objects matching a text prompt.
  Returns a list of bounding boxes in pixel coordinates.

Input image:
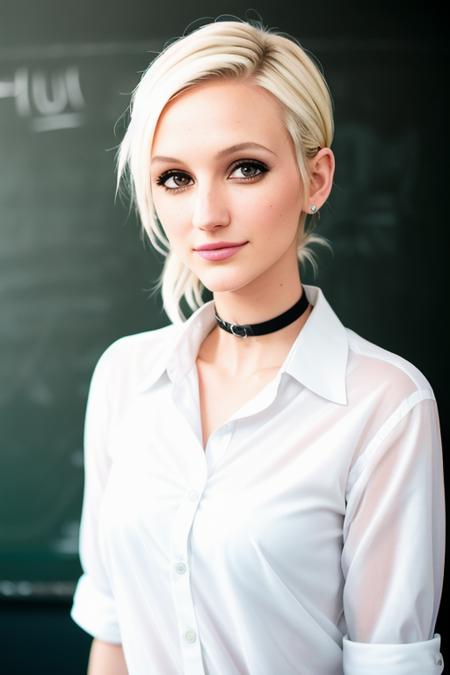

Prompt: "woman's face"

[150,79,308,295]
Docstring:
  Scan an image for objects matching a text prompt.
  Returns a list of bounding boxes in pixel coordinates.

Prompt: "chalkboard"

[1,36,447,599]
[0,43,168,597]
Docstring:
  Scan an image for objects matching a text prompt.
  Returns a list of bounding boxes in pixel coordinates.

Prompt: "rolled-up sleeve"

[70,346,121,644]
[342,391,445,674]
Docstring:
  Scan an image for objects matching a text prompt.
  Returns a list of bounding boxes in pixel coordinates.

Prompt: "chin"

[196,270,257,295]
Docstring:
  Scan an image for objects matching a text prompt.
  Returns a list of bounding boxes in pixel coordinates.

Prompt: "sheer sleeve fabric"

[342,391,445,674]
[70,347,122,643]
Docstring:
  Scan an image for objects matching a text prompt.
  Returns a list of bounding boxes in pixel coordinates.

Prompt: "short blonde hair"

[116,17,334,323]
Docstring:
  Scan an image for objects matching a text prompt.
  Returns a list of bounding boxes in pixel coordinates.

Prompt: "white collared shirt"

[70,284,445,675]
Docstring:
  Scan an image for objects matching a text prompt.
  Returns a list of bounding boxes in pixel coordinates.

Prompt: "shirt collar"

[137,284,349,405]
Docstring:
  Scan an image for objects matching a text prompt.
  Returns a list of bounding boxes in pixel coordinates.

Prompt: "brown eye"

[229,160,268,179]
[156,171,192,191]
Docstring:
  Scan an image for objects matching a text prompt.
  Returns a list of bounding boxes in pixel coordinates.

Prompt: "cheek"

[245,181,302,239]
[272,177,304,215]
[153,199,186,241]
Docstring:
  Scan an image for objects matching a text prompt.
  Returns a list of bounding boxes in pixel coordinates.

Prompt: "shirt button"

[435,656,443,666]
[175,561,187,574]
[187,489,198,501]
[184,629,197,643]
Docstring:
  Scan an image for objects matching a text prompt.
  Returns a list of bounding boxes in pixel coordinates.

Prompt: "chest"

[100,382,349,581]
[195,359,279,450]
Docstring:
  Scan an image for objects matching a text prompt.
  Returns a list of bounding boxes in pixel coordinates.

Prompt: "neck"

[200,281,312,379]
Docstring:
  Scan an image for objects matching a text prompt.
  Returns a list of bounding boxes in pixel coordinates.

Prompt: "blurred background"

[0,1,448,672]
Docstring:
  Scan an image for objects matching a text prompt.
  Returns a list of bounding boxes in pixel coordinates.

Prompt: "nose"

[191,181,230,231]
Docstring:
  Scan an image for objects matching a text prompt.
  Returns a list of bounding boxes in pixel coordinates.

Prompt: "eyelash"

[155,159,269,193]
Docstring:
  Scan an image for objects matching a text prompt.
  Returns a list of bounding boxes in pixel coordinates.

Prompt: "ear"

[303,148,335,214]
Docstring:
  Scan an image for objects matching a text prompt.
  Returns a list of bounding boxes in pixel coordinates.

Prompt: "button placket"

[169,479,206,674]
[166,361,213,672]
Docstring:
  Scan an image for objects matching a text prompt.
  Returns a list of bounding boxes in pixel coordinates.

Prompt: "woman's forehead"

[152,81,287,155]
[161,78,282,116]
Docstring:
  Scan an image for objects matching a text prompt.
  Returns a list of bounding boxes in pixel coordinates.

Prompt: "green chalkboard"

[0,37,447,599]
[0,43,168,596]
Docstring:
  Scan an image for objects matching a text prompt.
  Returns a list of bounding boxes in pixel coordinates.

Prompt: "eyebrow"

[151,142,277,164]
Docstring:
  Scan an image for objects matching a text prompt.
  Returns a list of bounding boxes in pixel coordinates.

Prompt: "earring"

[310,204,318,214]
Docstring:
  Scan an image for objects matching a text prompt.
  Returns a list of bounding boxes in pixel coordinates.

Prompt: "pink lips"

[195,243,247,261]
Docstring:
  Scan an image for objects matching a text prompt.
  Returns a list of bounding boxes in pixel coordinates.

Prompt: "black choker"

[214,289,310,338]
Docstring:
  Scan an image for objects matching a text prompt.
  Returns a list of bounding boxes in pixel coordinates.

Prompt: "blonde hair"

[116,17,334,323]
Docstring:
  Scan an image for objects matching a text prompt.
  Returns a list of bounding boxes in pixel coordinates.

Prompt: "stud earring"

[310,204,318,214]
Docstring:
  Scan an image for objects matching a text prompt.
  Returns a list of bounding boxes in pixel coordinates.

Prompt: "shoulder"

[90,322,179,392]
[343,329,442,500]
[345,327,435,408]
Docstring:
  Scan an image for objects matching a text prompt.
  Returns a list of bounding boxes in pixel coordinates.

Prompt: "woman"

[70,17,445,675]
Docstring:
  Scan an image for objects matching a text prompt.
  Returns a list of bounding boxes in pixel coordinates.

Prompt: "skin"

[150,78,335,379]
[87,639,128,675]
